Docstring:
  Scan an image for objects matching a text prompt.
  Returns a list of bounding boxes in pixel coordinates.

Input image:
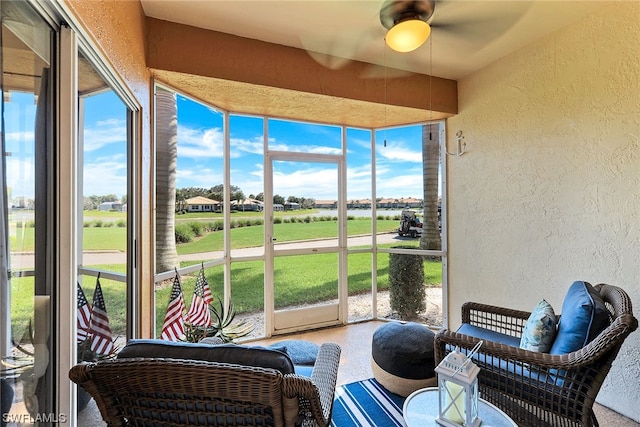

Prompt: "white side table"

[403,387,517,427]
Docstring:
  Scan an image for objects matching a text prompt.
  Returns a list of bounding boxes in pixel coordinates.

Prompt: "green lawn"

[12,247,441,340]
[153,250,442,337]
[177,218,397,254]
[9,217,397,253]
[11,265,128,346]
[9,210,440,340]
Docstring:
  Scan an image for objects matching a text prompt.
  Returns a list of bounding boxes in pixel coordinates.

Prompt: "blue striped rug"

[331,378,406,427]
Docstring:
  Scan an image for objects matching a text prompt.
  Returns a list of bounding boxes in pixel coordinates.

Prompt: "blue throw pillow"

[519,300,557,352]
[549,281,609,355]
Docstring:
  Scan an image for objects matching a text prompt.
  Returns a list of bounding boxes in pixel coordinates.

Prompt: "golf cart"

[398,209,423,238]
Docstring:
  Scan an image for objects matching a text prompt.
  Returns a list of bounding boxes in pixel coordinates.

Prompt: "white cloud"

[268,141,342,155]
[177,126,224,158]
[5,130,34,145]
[83,119,127,152]
[273,166,338,199]
[376,141,422,162]
[83,158,128,197]
[6,157,35,199]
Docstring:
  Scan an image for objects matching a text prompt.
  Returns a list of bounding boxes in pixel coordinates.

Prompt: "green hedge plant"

[388,246,426,320]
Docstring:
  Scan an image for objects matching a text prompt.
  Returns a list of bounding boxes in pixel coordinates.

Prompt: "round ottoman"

[371,321,436,397]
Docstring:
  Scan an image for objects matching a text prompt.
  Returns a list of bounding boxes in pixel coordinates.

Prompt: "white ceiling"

[140,0,604,80]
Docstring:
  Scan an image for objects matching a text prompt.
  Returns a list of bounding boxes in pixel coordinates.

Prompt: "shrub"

[116,220,126,228]
[189,221,204,237]
[388,246,426,320]
[175,223,194,243]
[93,220,104,228]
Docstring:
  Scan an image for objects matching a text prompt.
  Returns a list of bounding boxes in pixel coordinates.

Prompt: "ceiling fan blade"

[360,63,414,80]
[300,25,383,70]
[430,1,533,52]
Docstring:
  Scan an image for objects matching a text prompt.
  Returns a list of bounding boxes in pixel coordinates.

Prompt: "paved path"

[11,232,417,268]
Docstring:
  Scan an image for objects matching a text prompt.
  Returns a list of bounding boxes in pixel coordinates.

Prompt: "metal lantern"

[435,344,482,427]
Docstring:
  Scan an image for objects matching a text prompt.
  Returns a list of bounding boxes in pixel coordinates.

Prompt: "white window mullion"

[56,25,78,427]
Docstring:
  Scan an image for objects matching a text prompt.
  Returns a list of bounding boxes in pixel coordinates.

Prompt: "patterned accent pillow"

[519,299,557,352]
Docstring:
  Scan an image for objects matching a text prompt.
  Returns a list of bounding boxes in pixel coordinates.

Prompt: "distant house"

[347,199,371,209]
[231,198,263,211]
[284,201,300,210]
[315,199,337,209]
[273,203,284,211]
[376,197,422,209]
[399,197,422,208]
[376,198,400,209]
[98,201,122,211]
[185,196,220,212]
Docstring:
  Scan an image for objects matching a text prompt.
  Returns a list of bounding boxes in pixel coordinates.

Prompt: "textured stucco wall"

[446,1,640,420]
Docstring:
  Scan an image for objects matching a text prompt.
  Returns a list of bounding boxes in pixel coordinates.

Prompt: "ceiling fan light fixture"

[385,17,431,52]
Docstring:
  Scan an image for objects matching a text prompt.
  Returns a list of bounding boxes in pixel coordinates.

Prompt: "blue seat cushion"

[268,340,319,366]
[550,281,609,355]
[456,324,521,348]
[118,339,295,375]
[294,365,314,377]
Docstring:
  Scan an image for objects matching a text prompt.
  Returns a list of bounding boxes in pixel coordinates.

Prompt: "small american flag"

[161,270,186,341]
[77,282,92,343]
[89,275,114,355]
[185,265,213,327]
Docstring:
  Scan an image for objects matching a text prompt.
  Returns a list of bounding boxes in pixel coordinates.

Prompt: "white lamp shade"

[385,18,431,52]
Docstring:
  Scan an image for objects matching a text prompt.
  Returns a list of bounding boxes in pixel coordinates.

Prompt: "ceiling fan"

[303,0,532,76]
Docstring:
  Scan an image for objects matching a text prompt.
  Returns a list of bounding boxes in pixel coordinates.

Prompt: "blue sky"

[6,90,433,202]
[174,94,431,201]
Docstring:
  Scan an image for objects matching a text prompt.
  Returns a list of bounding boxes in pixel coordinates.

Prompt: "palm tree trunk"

[420,123,442,251]
[155,87,179,273]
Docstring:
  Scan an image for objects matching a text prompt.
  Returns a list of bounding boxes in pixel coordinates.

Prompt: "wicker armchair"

[69,342,341,427]
[434,283,637,427]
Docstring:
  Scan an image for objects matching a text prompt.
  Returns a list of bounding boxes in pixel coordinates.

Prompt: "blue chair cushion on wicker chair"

[550,281,609,355]
[434,283,637,427]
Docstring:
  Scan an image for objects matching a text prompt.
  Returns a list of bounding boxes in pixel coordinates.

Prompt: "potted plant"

[184,297,254,343]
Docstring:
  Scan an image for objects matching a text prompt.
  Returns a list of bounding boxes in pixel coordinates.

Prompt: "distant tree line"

[175,186,315,210]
